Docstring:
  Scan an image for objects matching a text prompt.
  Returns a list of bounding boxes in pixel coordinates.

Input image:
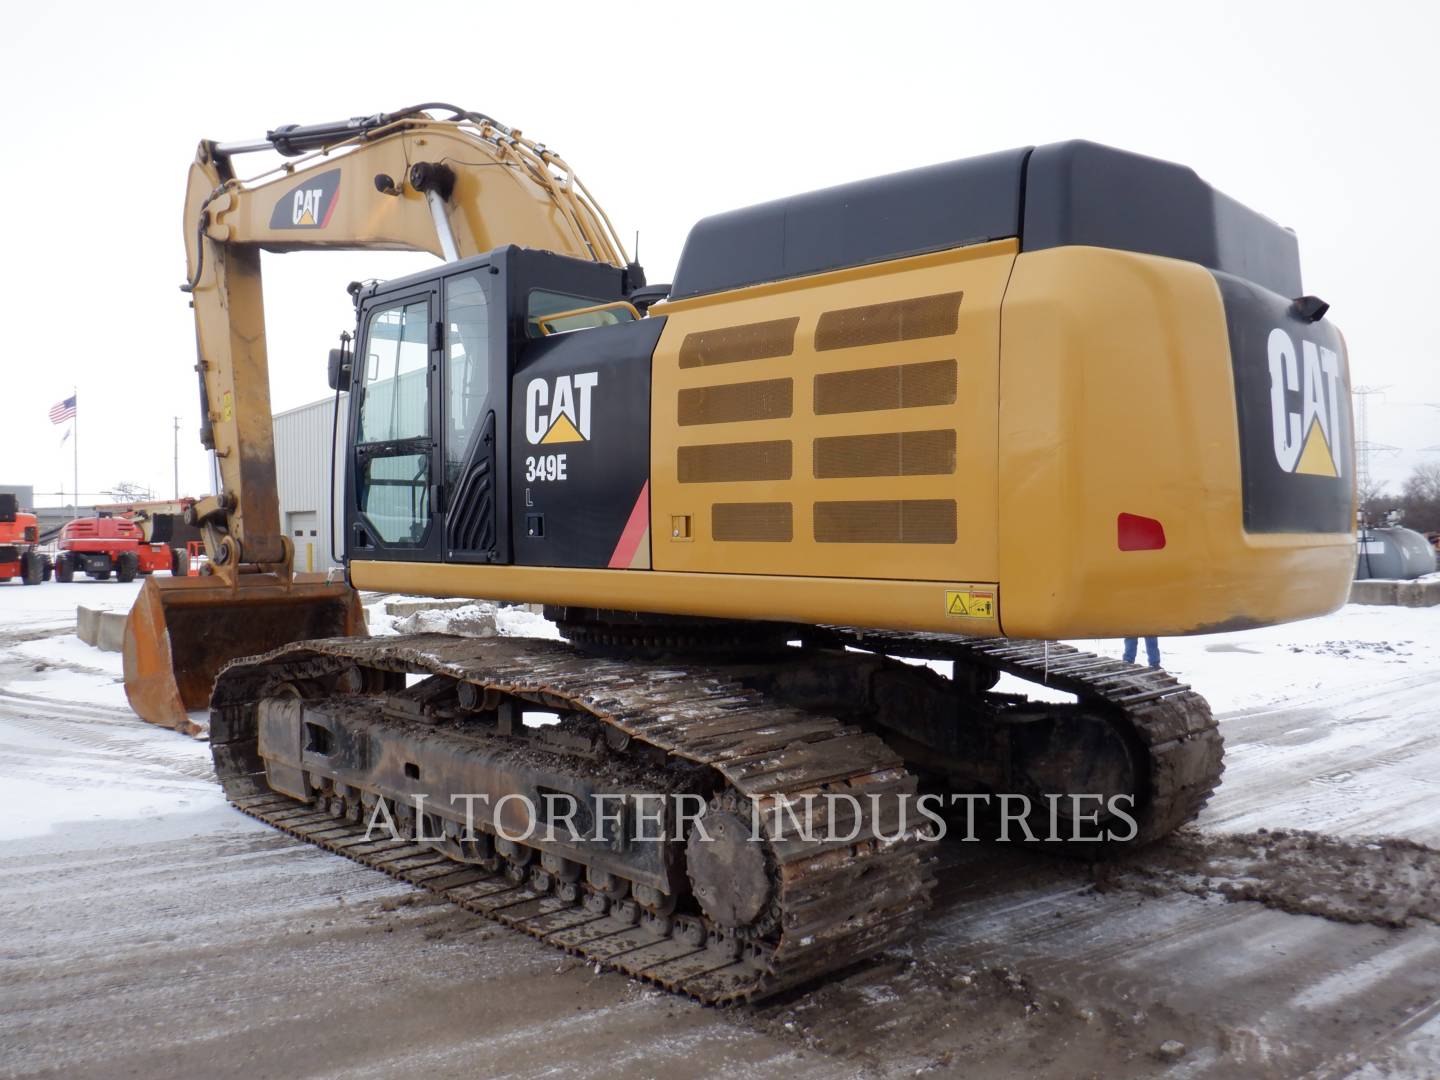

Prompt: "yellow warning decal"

[221,391,233,423]
[945,587,995,619]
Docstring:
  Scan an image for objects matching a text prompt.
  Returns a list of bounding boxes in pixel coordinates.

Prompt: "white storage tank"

[1355,526,1438,581]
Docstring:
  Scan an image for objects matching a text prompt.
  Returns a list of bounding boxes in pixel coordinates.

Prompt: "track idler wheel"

[685,807,772,930]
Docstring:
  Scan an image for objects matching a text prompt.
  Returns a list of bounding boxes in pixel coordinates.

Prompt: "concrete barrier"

[76,605,128,652]
[1349,577,1440,608]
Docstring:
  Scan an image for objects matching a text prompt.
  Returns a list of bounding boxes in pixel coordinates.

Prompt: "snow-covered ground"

[3,577,1436,847]
[1056,604,1440,716]
[3,580,1440,1078]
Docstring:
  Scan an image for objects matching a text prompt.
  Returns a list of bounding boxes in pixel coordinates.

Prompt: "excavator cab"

[338,246,652,577]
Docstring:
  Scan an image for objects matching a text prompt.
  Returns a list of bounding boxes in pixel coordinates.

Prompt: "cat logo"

[268,169,341,230]
[525,372,599,445]
[1267,327,1345,478]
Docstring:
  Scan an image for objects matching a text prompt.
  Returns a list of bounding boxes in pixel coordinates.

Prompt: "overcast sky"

[2,0,1435,504]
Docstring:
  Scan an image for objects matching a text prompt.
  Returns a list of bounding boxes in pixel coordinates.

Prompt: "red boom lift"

[54,516,185,583]
[0,494,50,585]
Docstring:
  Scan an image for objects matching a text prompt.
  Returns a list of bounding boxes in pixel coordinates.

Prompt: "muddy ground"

[2,610,1440,1078]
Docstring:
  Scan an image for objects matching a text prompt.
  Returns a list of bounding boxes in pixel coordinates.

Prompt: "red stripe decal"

[607,481,650,568]
[320,180,341,228]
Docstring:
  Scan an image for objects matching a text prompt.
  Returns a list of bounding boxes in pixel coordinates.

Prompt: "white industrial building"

[273,395,347,572]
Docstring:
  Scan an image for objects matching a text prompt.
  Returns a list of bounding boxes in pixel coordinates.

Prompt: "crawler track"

[211,634,933,1004]
[209,629,1222,1002]
[819,629,1225,845]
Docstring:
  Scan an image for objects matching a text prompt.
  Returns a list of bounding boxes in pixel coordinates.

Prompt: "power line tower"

[1421,403,1440,454]
[1351,385,1397,519]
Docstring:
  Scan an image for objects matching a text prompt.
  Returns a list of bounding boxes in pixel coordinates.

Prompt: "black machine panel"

[510,318,663,569]
[1023,141,1301,299]
[1215,271,1352,534]
[669,150,1028,300]
[670,140,1303,301]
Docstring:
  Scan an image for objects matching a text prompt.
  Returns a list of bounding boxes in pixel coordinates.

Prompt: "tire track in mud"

[0,692,215,782]
[1201,671,1440,855]
[1307,991,1440,1080]
[757,828,1440,1079]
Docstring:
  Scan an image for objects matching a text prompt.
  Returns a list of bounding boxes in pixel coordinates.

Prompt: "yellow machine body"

[351,241,1354,638]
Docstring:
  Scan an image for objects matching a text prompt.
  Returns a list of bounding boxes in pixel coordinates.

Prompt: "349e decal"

[522,371,599,482]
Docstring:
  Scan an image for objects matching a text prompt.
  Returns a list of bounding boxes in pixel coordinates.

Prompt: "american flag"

[49,395,76,424]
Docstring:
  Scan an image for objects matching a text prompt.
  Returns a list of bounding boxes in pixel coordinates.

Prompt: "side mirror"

[327,347,351,392]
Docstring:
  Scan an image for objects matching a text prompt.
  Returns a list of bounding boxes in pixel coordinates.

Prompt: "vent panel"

[712,502,793,542]
[446,413,496,556]
[813,430,956,479]
[678,379,793,426]
[814,292,963,351]
[814,499,957,544]
[678,441,792,484]
[678,317,800,369]
[813,359,958,415]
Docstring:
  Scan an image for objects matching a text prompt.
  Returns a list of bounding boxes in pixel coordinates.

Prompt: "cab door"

[348,285,445,563]
[439,266,505,564]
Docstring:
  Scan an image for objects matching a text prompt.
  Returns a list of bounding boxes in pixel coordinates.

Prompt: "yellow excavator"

[123,103,1354,1002]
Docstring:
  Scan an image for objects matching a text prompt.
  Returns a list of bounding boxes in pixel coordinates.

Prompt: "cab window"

[356,297,431,545]
[357,299,429,443]
[526,289,632,338]
[444,274,490,486]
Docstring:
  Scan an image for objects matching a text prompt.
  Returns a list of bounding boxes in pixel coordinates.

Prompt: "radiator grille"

[712,502,793,542]
[813,429,956,479]
[814,292,963,351]
[678,317,800,369]
[814,499,957,544]
[678,440,792,483]
[813,359,957,415]
[678,378,793,426]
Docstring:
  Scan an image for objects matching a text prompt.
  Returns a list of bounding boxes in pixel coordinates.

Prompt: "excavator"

[122,103,1355,1003]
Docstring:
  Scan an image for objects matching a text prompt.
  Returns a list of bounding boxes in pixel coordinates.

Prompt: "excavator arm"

[125,104,630,731]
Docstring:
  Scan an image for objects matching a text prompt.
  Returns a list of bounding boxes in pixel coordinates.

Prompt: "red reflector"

[1117,513,1166,551]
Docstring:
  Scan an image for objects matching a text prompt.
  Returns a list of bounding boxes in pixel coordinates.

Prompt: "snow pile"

[365,595,562,641]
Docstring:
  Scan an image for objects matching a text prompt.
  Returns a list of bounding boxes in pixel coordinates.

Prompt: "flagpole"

[72,388,78,519]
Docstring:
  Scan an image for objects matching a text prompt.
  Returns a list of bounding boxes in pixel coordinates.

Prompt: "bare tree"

[1357,473,1392,523]
[1399,462,1440,532]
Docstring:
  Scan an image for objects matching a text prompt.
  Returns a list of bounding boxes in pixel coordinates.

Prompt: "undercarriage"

[209,617,1222,1004]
